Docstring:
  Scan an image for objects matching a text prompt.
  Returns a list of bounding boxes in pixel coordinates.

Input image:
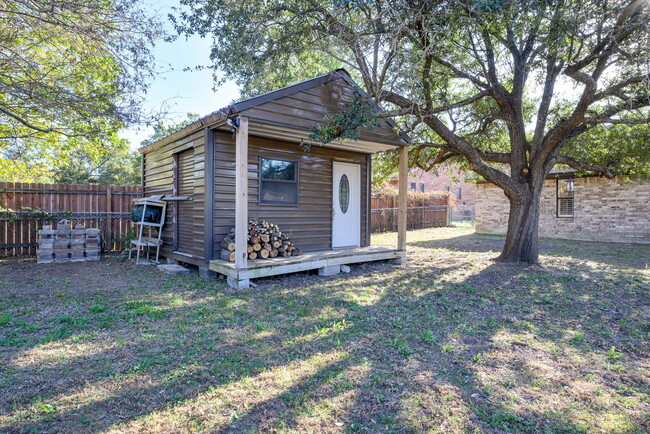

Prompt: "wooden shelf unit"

[128,198,167,265]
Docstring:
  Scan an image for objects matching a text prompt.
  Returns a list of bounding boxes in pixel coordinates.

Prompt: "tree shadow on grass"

[1,241,649,432]
[410,231,650,270]
[224,259,637,433]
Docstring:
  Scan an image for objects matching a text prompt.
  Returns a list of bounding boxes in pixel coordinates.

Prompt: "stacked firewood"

[220,219,302,261]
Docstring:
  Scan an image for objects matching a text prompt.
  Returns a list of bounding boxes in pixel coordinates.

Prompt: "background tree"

[53,148,142,186]
[139,113,201,147]
[0,0,163,181]
[51,113,201,185]
[175,0,649,262]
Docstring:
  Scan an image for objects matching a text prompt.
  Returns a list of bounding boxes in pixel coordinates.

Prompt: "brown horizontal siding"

[243,76,400,146]
[143,129,205,261]
[212,131,368,257]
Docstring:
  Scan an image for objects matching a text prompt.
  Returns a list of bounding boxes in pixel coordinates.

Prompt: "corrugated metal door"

[175,148,194,255]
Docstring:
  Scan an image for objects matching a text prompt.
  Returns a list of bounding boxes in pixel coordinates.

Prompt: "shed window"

[260,158,298,205]
[410,182,416,191]
[419,183,424,192]
[557,179,574,218]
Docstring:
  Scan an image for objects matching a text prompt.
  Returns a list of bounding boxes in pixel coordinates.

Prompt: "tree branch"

[555,155,614,178]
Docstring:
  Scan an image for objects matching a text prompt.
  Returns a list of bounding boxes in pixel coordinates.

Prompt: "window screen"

[260,158,298,205]
[557,179,574,218]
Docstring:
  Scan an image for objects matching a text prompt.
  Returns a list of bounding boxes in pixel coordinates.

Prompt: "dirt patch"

[1,228,649,432]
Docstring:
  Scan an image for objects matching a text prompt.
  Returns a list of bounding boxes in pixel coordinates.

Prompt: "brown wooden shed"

[139,69,409,289]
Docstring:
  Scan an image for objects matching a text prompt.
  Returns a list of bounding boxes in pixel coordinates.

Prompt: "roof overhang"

[139,69,408,155]
[237,118,402,154]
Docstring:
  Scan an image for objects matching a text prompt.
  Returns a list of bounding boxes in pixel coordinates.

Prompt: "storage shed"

[139,69,409,289]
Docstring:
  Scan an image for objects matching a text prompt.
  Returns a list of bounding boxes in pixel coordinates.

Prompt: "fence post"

[106,188,112,252]
[445,194,451,226]
[393,195,397,231]
[421,197,424,229]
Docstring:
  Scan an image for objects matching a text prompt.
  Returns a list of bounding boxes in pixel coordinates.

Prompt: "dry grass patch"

[1,227,649,432]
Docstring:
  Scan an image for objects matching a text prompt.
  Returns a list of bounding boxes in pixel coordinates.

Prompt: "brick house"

[388,168,476,206]
[476,172,650,244]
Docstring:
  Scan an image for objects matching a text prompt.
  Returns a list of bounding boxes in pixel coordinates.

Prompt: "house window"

[259,158,298,205]
[557,179,574,218]
[456,187,462,200]
[410,182,416,191]
[419,183,424,192]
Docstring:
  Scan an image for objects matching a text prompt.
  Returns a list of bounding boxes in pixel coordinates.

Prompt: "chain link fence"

[449,205,475,227]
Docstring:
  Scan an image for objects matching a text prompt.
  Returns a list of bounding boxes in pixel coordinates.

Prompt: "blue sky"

[119,1,241,149]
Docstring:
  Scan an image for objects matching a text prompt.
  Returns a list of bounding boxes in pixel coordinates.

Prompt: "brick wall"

[388,168,477,206]
[476,176,650,244]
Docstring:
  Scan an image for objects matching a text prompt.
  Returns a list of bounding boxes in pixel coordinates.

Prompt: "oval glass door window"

[339,174,350,214]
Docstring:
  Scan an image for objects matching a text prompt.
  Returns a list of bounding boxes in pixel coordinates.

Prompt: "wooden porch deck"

[209,246,404,281]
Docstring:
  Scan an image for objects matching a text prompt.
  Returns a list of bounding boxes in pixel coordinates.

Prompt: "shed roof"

[139,69,409,155]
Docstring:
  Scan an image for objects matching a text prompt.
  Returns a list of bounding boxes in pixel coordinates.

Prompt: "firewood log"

[221,249,235,262]
[227,218,301,261]
[222,242,235,252]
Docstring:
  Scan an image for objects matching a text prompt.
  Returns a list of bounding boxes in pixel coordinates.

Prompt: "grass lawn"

[1,227,649,433]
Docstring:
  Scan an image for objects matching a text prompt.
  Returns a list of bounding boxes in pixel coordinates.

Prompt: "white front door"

[332,162,361,248]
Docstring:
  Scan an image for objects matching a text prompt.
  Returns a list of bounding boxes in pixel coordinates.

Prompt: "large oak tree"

[174,0,650,262]
[0,0,162,181]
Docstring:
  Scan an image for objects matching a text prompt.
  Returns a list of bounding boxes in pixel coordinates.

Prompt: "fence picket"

[0,182,141,256]
[370,195,450,233]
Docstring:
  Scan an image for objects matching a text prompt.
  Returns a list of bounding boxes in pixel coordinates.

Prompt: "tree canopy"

[139,113,202,148]
[53,148,141,186]
[0,0,162,181]
[175,0,649,262]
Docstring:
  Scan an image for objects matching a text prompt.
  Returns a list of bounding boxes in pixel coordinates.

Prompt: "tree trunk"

[496,186,543,263]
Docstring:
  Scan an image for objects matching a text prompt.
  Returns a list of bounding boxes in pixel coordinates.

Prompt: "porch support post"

[233,116,250,289]
[395,145,408,263]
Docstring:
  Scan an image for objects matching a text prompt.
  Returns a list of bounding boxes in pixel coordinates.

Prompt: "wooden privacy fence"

[0,183,142,256]
[371,195,450,233]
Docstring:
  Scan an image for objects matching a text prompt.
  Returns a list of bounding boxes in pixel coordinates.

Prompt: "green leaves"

[0,0,163,182]
[174,0,650,183]
[305,93,379,149]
